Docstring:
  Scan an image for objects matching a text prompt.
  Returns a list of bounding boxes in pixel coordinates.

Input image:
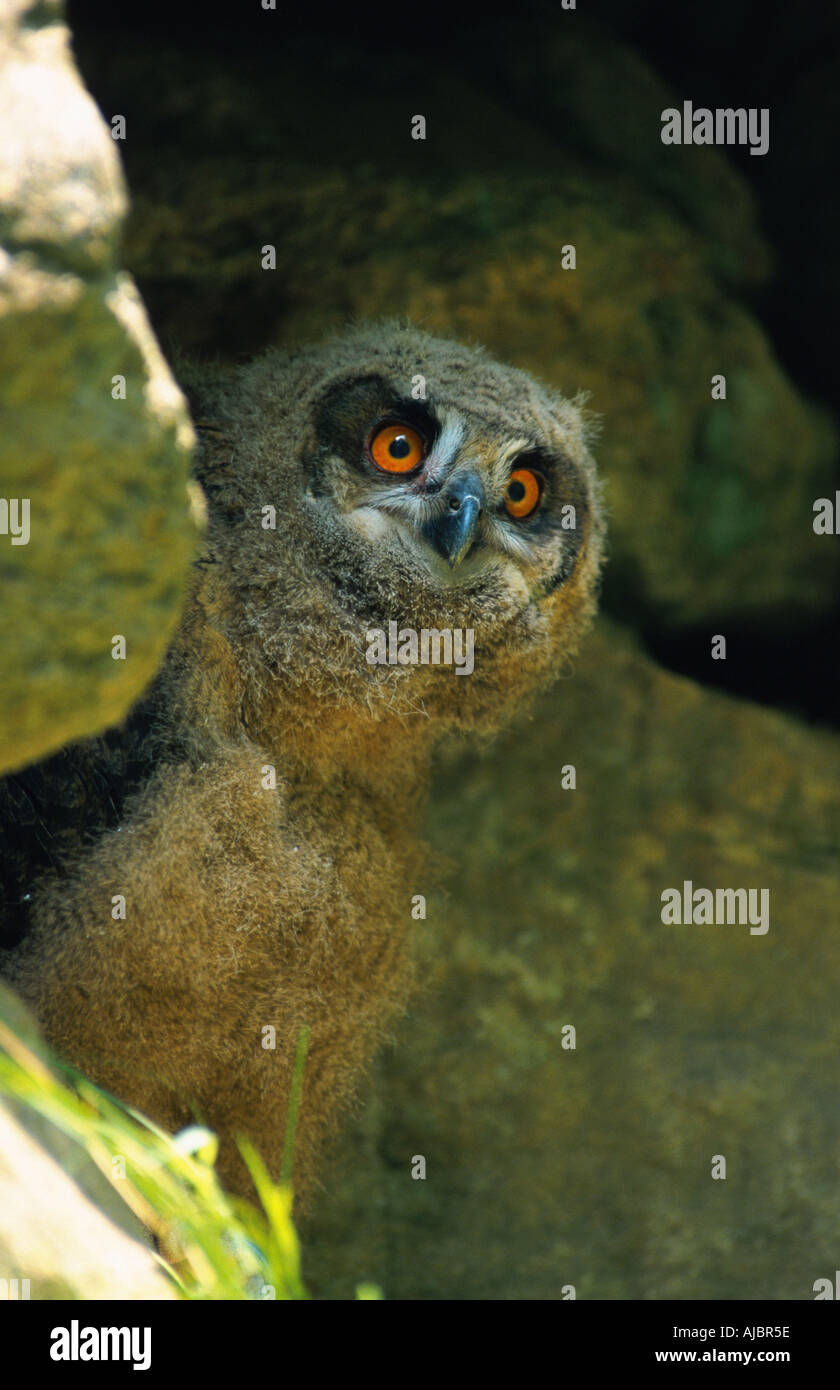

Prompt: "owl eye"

[504,467,543,519]
[368,421,426,474]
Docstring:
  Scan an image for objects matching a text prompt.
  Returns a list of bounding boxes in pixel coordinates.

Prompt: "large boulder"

[303,619,840,1300]
[0,0,200,776]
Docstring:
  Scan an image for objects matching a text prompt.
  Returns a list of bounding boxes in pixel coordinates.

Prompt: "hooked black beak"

[426,469,485,568]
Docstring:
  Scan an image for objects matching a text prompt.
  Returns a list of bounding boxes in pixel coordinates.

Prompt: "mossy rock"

[0,0,200,775]
[303,619,840,1299]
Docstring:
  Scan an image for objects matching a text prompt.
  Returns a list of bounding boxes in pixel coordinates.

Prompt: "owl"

[0,322,604,1204]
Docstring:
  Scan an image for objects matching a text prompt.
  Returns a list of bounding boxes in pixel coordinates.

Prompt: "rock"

[0,982,172,1299]
[0,1101,174,1300]
[472,15,771,289]
[302,619,840,1299]
[0,0,201,776]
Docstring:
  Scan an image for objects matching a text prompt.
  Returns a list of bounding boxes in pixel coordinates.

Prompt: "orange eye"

[368,422,426,474]
[504,467,543,519]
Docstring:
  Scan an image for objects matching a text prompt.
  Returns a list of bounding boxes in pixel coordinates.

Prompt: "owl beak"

[430,470,486,568]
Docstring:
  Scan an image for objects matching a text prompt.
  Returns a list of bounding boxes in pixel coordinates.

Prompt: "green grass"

[0,1014,380,1301]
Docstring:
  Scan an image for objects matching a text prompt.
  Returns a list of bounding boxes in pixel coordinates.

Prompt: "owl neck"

[275,702,435,807]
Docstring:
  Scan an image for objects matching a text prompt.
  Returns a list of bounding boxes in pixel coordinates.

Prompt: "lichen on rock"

[0,0,200,775]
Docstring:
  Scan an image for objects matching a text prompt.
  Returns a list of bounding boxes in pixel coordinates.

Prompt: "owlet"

[0,323,604,1202]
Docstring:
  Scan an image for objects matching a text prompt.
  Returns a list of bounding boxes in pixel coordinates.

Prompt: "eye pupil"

[389,436,411,459]
[507,479,526,502]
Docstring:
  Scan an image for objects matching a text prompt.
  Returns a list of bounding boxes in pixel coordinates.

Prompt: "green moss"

[305,621,840,1299]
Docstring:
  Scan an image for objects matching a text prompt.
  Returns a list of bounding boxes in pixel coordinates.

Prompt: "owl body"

[0,324,603,1201]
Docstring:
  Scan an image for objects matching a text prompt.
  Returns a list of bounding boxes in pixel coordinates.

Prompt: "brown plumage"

[0,322,604,1203]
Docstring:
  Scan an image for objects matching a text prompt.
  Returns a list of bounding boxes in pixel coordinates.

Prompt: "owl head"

[182,322,604,742]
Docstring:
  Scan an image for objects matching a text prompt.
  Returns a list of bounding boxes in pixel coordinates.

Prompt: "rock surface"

[0,982,172,1300]
[302,619,840,1300]
[0,1101,175,1300]
[0,0,200,775]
